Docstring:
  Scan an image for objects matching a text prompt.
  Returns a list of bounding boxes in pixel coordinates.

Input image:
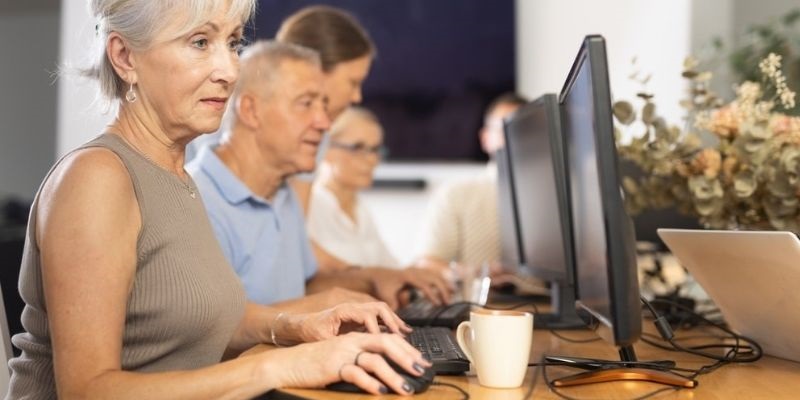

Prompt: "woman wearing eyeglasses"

[304,107,399,271]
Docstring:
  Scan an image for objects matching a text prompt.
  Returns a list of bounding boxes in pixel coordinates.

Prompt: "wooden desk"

[251,323,800,400]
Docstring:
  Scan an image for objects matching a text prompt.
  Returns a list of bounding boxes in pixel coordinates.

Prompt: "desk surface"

[252,320,800,400]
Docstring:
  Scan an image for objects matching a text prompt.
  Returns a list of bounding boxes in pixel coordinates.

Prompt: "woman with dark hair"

[278,6,452,302]
[277,5,375,121]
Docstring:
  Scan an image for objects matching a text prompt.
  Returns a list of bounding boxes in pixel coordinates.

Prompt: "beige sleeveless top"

[6,134,247,399]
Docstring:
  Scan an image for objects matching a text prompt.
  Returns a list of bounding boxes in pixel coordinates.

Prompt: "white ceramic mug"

[456,309,533,388]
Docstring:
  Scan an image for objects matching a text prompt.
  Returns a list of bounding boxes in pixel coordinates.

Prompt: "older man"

[187,41,449,310]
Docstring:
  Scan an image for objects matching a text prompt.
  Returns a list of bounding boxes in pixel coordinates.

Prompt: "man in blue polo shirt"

[187,40,450,310]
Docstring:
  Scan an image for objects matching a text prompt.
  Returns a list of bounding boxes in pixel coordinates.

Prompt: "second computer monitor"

[502,94,584,329]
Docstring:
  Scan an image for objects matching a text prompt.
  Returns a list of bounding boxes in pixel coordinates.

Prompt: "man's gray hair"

[221,40,322,130]
[80,0,256,102]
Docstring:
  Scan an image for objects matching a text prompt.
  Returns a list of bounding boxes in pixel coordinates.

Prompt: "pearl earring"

[125,83,137,103]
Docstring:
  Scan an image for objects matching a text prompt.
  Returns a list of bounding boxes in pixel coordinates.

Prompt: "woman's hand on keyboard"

[295,302,413,342]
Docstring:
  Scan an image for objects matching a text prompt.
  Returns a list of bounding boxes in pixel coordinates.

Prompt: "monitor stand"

[533,281,587,330]
[549,346,696,388]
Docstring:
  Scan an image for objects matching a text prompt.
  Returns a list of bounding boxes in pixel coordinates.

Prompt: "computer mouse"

[325,355,434,394]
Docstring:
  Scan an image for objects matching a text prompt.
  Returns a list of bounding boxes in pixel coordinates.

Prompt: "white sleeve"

[415,184,461,262]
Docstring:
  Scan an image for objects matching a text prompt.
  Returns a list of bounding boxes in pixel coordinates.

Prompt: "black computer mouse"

[325,356,434,394]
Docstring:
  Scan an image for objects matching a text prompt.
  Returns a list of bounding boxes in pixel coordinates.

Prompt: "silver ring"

[354,351,367,367]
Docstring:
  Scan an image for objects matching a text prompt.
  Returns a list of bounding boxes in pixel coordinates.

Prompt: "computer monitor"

[559,35,642,353]
[501,94,585,330]
[539,35,692,388]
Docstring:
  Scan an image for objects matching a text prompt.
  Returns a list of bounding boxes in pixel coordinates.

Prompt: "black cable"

[549,329,602,343]
[522,357,540,400]
[529,359,699,375]
[502,297,762,400]
[540,357,679,400]
[431,381,469,400]
[644,297,762,364]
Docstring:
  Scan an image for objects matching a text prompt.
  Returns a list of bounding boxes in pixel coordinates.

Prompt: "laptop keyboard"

[397,299,472,328]
[407,326,470,375]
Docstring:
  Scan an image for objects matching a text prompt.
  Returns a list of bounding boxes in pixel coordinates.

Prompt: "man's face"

[255,59,330,175]
[480,102,520,155]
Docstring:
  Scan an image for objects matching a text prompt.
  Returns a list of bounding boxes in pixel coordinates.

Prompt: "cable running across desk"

[517,297,763,400]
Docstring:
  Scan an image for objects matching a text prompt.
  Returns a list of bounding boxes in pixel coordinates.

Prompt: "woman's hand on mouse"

[262,332,431,395]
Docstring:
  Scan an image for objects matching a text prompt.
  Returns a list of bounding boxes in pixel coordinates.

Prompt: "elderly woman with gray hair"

[5,1,429,399]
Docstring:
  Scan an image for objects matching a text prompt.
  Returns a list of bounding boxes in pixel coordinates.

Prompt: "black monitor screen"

[501,94,585,330]
[560,35,641,347]
[505,95,570,283]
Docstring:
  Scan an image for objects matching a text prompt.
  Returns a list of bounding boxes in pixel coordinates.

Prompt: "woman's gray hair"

[328,106,383,140]
[221,40,321,131]
[82,0,256,102]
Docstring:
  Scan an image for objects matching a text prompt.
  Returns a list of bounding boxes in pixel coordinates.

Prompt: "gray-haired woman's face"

[325,116,383,190]
[130,11,245,139]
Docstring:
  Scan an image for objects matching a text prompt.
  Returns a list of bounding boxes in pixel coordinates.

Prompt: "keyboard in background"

[397,298,472,329]
[407,326,470,375]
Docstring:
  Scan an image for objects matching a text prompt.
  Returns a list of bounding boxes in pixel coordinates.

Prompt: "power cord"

[431,381,469,400]
[642,297,762,366]
[513,297,762,400]
[538,356,679,400]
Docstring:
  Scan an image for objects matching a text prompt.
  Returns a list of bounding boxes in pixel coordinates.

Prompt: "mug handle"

[455,321,475,363]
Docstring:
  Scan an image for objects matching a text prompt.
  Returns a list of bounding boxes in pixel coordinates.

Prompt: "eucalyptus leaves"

[616,53,800,231]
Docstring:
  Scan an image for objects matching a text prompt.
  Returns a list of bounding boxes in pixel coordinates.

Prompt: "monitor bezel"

[559,35,642,347]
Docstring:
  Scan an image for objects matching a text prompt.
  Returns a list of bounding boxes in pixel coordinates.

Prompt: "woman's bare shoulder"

[37,147,138,236]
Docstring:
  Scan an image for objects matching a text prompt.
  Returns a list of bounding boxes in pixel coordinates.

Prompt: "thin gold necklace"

[118,134,197,199]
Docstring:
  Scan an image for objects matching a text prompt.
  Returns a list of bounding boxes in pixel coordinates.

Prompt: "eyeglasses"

[329,141,388,158]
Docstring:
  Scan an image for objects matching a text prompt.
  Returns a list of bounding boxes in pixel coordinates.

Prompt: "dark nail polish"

[379,385,389,394]
[402,382,414,394]
[413,363,425,374]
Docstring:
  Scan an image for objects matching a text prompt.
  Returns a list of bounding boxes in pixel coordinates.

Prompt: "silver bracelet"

[270,312,287,347]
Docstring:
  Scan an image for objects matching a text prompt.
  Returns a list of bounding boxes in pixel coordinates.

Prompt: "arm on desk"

[307,267,452,309]
[226,300,413,356]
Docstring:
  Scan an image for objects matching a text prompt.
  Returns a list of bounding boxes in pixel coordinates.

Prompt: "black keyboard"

[407,327,470,375]
[397,299,472,329]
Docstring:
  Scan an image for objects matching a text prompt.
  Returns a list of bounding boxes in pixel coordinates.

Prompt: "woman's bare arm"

[37,148,279,400]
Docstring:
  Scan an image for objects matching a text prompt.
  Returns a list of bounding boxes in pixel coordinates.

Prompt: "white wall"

[690,0,735,99]
[0,9,59,199]
[363,163,485,264]
[56,0,113,157]
[516,0,692,135]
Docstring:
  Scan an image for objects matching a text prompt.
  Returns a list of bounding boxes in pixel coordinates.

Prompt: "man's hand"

[370,267,452,309]
[294,302,412,342]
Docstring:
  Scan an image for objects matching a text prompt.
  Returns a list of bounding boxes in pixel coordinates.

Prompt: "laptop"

[658,229,800,363]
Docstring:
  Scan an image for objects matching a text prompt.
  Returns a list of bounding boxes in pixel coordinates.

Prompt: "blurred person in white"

[5,1,431,398]
[306,107,400,270]
[415,93,527,278]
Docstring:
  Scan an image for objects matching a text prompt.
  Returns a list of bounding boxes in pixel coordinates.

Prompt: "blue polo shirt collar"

[197,146,289,207]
